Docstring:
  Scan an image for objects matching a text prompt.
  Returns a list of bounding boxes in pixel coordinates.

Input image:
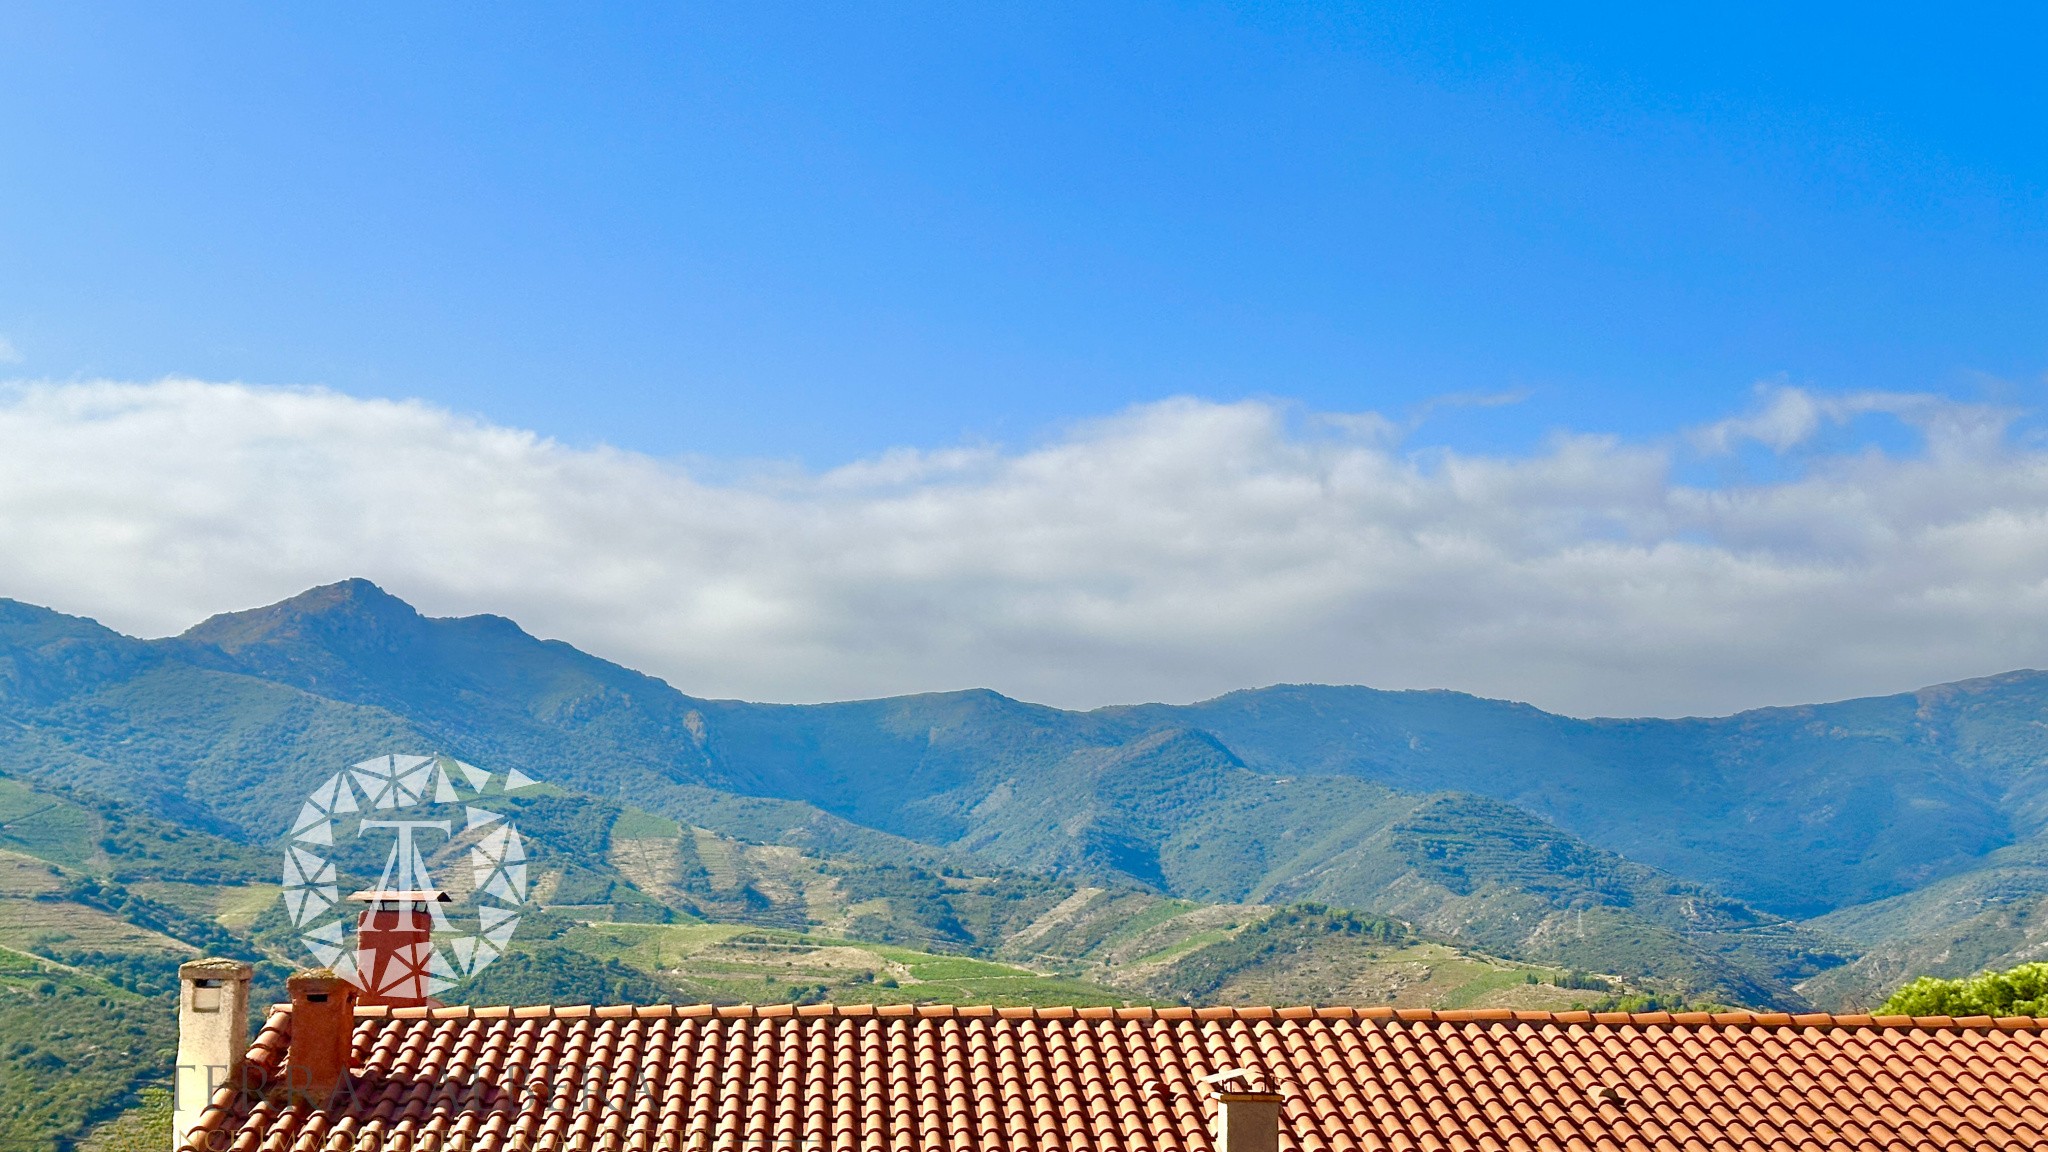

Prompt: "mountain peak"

[179,578,421,651]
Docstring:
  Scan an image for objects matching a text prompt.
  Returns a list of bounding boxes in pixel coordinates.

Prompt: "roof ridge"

[331,1003,2048,1031]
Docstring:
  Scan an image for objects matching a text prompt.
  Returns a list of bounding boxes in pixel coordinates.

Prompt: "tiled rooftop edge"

[195,998,2048,1152]
[334,1003,2048,1031]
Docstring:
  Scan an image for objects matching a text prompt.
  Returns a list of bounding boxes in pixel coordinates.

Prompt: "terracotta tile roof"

[186,1004,2048,1152]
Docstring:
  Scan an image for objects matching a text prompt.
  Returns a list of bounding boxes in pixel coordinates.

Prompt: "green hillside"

[0,748,1691,1150]
[0,948,173,1152]
[1120,680,2033,919]
[1797,833,2048,1009]
[0,581,1840,1004]
[0,786,1586,1148]
[154,581,2048,926]
[10,579,2038,933]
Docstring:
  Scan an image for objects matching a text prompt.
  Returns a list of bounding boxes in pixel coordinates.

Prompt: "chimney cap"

[1201,1068,1278,1097]
[179,957,254,980]
[287,967,352,992]
[347,889,452,903]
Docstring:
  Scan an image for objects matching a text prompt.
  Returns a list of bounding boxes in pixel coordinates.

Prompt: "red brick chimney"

[284,968,359,1102]
[346,888,450,1007]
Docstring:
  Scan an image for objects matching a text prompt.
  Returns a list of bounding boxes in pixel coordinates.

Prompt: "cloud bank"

[2,378,2046,717]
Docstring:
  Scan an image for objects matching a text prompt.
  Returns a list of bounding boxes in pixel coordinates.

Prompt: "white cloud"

[1687,383,1996,456]
[0,337,20,365]
[1,378,2046,718]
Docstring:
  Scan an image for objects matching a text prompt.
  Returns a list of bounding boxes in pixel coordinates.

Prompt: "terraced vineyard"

[0,759,1670,1149]
[556,922,1132,1007]
[0,947,174,1152]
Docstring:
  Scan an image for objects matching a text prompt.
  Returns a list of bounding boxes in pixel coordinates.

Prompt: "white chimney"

[172,958,253,1151]
[1205,1068,1283,1152]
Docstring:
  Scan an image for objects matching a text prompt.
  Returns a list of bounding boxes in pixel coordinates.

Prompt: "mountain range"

[8,578,2048,1017]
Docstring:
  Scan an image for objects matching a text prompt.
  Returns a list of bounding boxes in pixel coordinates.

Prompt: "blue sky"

[3,3,2043,465]
[6,5,2048,714]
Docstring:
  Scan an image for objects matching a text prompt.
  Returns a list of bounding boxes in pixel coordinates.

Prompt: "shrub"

[1552,970,1613,992]
[1584,992,1706,1013]
[1879,962,2048,1017]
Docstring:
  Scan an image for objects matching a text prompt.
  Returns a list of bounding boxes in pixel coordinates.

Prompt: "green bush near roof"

[1878,962,2048,1017]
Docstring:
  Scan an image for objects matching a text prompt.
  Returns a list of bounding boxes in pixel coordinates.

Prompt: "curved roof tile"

[185,1005,2048,1152]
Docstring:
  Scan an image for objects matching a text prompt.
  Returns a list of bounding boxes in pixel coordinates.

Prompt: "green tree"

[1878,962,2048,1017]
